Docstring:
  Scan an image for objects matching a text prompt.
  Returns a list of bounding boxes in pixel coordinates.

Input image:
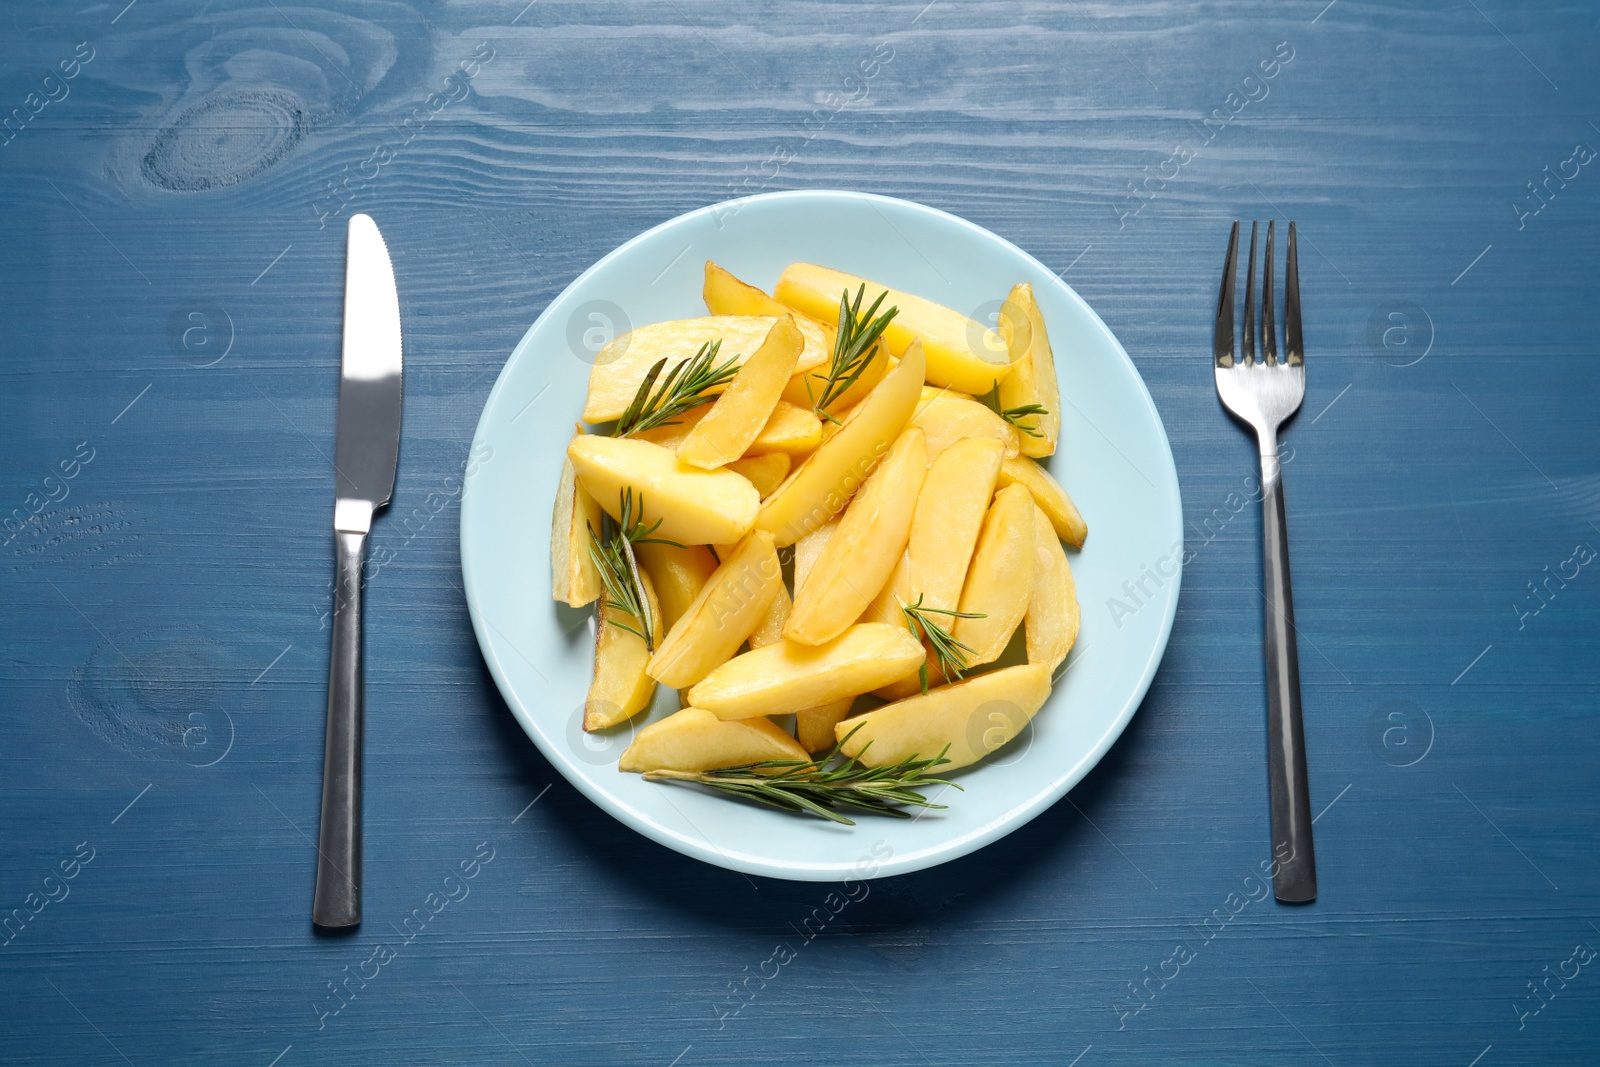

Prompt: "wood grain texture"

[1,0,1598,1063]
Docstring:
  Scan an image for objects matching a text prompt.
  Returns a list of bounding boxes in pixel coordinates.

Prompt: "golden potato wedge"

[781,342,890,417]
[995,455,1087,548]
[1026,502,1080,672]
[774,263,1011,395]
[687,622,924,720]
[631,405,706,450]
[702,261,792,319]
[585,569,662,730]
[568,435,759,546]
[870,437,1006,699]
[637,398,822,458]
[746,400,823,456]
[796,698,855,754]
[728,451,791,499]
[918,384,972,402]
[911,389,1021,460]
[551,437,604,607]
[648,530,782,688]
[619,707,808,773]
[584,316,829,422]
[952,484,1036,667]
[792,521,835,592]
[703,263,847,417]
[746,580,791,649]
[836,664,1052,770]
[861,550,910,627]
[635,542,719,635]
[907,435,1005,612]
[785,428,927,645]
[756,341,925,546]
[872,650,945,702]
[998,283,1060,458]
[677,317,804,469]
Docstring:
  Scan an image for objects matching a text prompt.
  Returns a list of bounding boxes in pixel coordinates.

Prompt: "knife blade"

[314,213,403,928]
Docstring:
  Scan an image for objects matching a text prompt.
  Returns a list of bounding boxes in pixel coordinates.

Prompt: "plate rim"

[461,189,1182,882]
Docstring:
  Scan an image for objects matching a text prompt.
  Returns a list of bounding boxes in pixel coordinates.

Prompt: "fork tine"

[1285,221,1303,365]
[1214,220,1239,368]
[1261,220,1277,365]
[1242,221,1258,365]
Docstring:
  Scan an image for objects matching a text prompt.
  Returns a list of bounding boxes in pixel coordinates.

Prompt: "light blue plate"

[461,191,1182,881]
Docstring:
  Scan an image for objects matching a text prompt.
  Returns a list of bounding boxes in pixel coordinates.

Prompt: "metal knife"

[313,213,403,928]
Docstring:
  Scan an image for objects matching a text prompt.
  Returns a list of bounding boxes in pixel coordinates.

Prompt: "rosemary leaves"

[613,341,740,438]
[980,381,1049,439]
[901,594,985,694]
[808,285,899,421]
[585,488,682,650]
[643,727,957,824]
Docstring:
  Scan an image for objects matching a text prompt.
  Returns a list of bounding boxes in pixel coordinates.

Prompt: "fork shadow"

[474,650,1168,944]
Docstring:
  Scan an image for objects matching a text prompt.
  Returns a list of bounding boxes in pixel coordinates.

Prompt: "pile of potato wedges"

[552,260,1084,788]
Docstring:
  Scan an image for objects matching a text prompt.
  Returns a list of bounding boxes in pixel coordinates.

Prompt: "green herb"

[808,285,899,422]
[979,381,1049,439]
[900,593,985,694]
[613,341,740,438]
[585,489,682,650]
[642,726,958,825]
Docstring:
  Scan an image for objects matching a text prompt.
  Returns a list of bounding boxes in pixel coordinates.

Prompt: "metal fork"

[1214,219,1316,903]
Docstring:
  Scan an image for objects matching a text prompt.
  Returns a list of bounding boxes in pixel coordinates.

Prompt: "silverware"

[1213,219,1316,903]
[314,214,404,928]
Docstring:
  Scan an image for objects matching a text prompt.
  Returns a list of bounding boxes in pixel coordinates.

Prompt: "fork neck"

[1257,428,1283,488]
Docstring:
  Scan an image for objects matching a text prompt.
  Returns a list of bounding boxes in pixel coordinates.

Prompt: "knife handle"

[314,529,366,927]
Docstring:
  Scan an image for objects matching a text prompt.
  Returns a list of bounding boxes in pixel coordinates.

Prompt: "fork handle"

[1259,437,1317,903]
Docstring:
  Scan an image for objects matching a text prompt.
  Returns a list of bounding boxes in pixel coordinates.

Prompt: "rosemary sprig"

[585,489,682,650]
[979,382,1049,439]
[642,726,959,825]
[901,593,985,694]
[808,285,900,423]
[613,341,740,437]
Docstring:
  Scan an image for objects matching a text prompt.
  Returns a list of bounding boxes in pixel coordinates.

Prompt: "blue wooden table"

[3,2,1597,1064]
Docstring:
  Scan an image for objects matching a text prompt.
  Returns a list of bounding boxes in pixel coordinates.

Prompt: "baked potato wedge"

[785,428,927,646]
[635,542,719,636]
[997,283,1060,458]
[911,388,1021,460]
[584,315,829,423]
[995,455,1086,548]
[687,622,923,719]
[585,569,662,730]
[755,341,925,546]
[774,263,1012,395]
[836,664,1051,770]
[568,435,759,546]
[619,707,808,773]
[551,434,605,607]
[648,530,782,688]
[677,316,804,469]
[728,451,791,499]
[952,483,1036,667]
[1025,502,1080,672]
